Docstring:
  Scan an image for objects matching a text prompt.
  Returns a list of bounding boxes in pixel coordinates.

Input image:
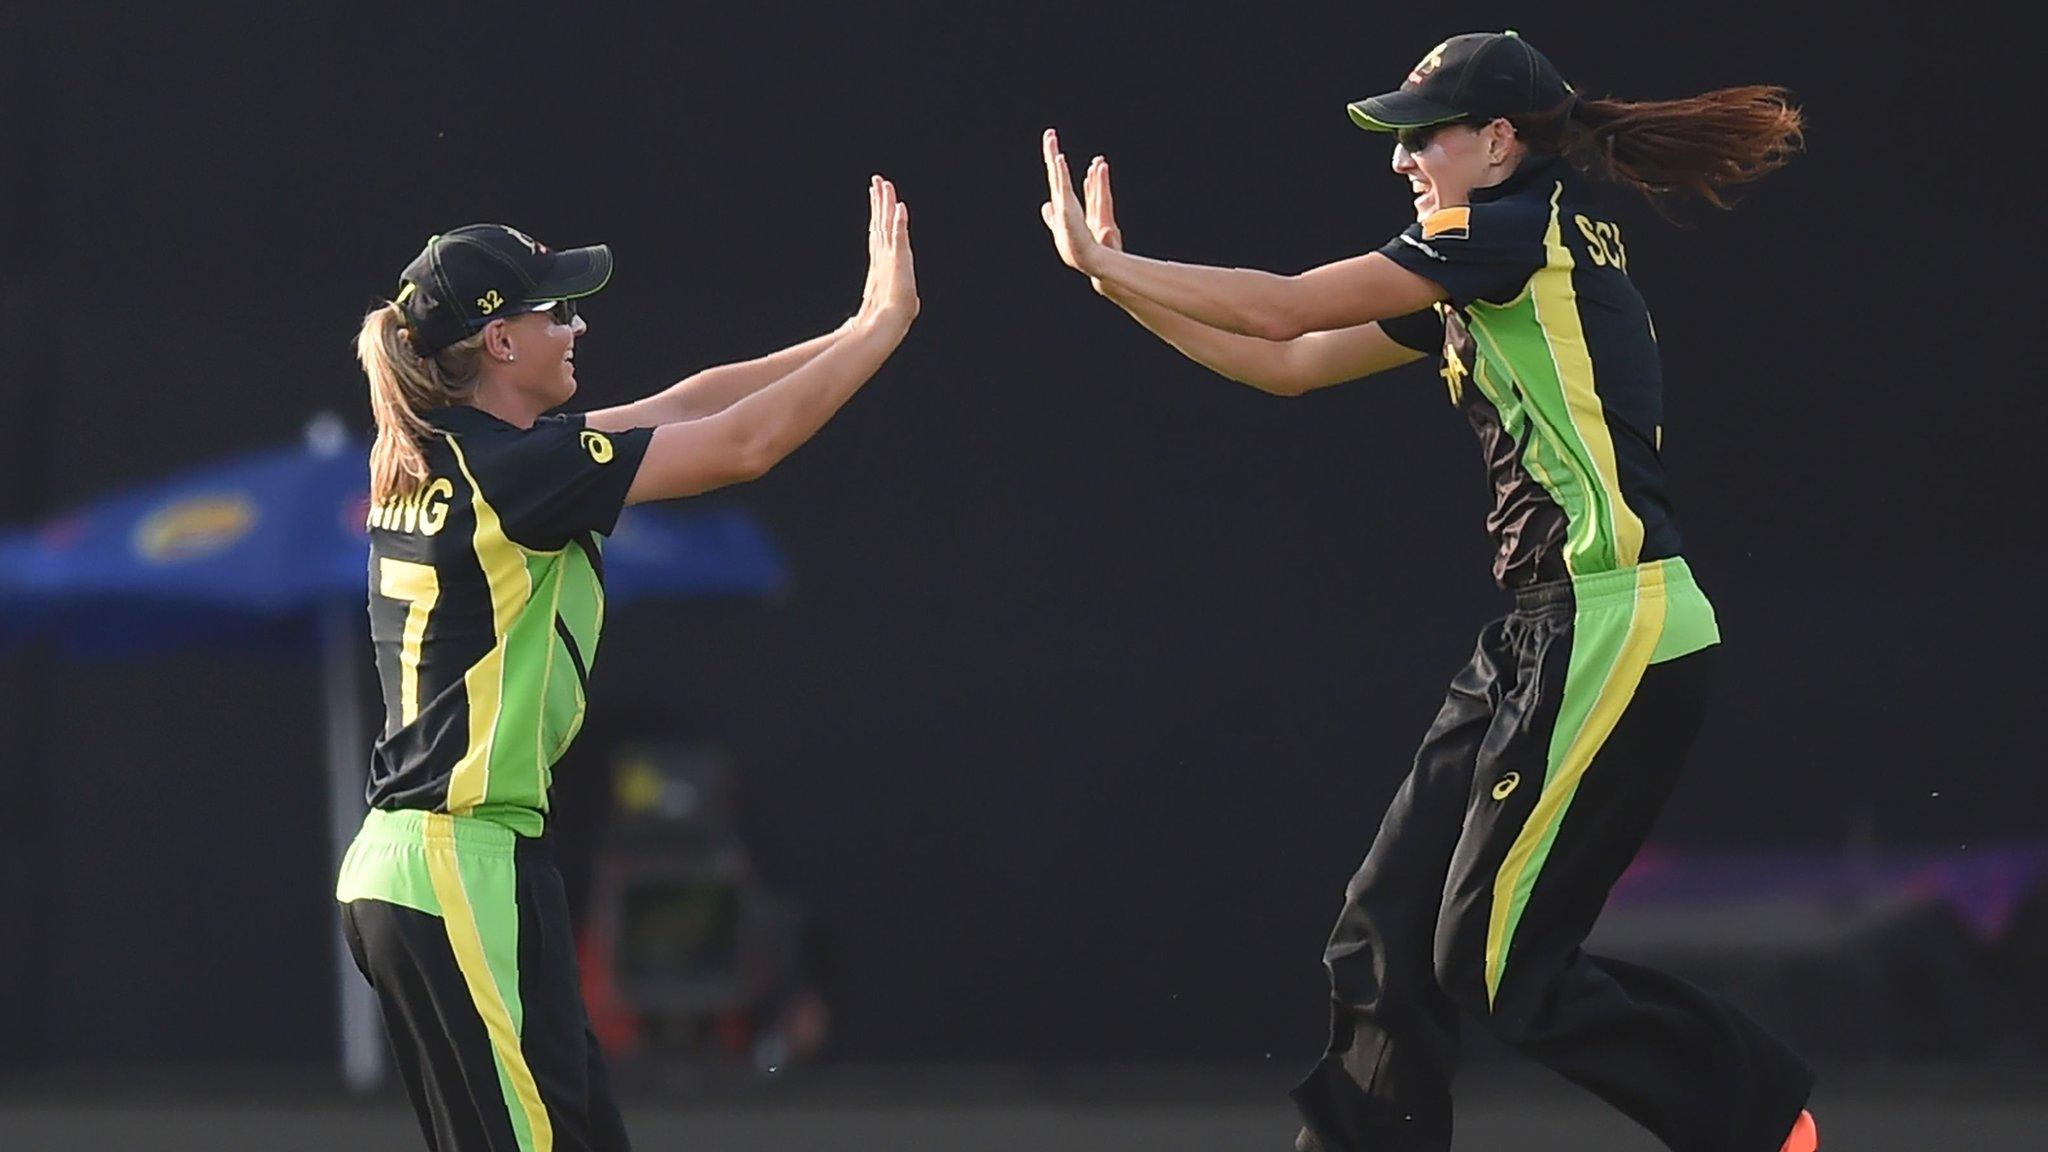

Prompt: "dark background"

[0,0,2035,1074]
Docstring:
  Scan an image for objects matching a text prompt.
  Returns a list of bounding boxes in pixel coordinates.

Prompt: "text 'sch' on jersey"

[363,407,653,836]
[1375,157,1679,591]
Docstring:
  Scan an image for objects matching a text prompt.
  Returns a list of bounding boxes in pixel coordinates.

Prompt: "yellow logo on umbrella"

[134,495,258,562]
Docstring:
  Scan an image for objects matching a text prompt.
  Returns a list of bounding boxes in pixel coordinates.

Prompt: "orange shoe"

[1778,1109,1818,1152]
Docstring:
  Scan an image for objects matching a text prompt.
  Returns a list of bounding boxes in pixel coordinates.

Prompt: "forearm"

[1087,247,1307,341]
[643,322,853,423]
[1096,282,1303,396]
[626,314,910,502]
[718,315,908,463]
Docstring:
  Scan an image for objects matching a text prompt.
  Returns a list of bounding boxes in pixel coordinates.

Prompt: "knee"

[1430,934,1492,1021]
[1432,935,1548,1046]
[1469,984,1549,1047]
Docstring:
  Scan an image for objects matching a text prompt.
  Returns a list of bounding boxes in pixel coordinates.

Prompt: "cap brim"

[530,244,613,301]
[1346,91,1467,132]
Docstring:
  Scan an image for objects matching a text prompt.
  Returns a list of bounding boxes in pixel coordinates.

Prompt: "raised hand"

[1082,154,1126,296]
[1040,128,1101,274]
[858,175,890,317]
[859,175,918,326]
[1084,155,1122,252]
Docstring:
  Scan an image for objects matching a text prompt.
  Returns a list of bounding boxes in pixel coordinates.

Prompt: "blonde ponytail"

[355,304,488,502]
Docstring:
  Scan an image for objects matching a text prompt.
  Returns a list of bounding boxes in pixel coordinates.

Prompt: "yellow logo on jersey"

[1422,206,1470,241]
[1491,772,1521,801]
[134,495,257,562]
[366,477,454,536]
[1441,340,1468,406]
[580,430,615,464]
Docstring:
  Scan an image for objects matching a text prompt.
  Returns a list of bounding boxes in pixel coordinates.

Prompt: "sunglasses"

[533,298,579,325]
[1394,117,1489,154]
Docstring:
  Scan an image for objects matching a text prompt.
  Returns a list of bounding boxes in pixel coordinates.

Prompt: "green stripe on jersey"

[435,441,607,837]
[444,436,531,818]
[1465,186,1646,576]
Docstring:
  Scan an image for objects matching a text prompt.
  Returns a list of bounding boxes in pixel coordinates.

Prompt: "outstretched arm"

[588,324,853,428]
[613,177,920,503]
[1042,129,1445,341]
[1075,154,1426,395]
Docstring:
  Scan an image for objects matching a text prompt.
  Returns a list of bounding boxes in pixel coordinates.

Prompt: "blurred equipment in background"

[579,739,829,1075]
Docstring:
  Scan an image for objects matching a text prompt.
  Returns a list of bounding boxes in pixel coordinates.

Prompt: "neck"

[465,377,544,429]
[1473,145,1529,192]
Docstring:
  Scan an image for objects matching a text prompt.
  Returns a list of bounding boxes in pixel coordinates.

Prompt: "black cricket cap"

[1347,30,1574,133]
[394,224,612,355]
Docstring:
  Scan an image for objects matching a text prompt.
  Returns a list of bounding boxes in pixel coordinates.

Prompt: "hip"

[335,807,555,916]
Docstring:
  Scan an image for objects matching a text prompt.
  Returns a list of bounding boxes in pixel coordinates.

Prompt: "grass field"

[1,1062,2037,1150]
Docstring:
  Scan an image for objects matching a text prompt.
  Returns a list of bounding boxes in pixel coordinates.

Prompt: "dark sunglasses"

[1395,117,1487,154]
[536,298,579,325]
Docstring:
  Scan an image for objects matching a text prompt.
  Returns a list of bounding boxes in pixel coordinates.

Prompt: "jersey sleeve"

[1376,201,1549,309]
[477,414,654,550]
[1376,307,1445,354]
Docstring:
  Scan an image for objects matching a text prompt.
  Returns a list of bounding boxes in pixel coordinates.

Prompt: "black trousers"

[340,819,631,1152]
[1291,564,1812,1152]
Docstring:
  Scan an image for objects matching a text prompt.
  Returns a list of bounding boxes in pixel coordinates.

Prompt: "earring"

[507,353,516,362]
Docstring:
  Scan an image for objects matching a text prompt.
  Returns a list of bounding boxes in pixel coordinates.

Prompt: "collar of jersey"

[424,404,521,433]
[1469,154,1567,205]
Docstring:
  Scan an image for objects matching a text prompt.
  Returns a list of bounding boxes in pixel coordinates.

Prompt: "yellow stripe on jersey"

[443,435,531,814]
[1531,185,1644,567]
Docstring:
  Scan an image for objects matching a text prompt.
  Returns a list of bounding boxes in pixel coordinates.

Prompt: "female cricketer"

[1040,30,1817,1152]
[335,177,917,1151]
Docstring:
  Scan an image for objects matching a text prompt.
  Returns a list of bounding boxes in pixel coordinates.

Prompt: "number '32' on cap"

[395,224,612,355]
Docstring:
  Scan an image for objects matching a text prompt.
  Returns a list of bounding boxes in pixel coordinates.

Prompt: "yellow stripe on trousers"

[1484,563,1668,1005]
[422,814,553,1152]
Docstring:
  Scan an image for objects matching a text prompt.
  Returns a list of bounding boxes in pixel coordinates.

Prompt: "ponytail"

[1515,85,1804,211]
[354,305,488,503]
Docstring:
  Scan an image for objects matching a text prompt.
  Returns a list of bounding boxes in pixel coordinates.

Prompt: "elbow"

[726,433,781,483]
[1246,294,1313,343]
[1223,368,1309,398]
[1244,310,1307,343]
[704,417,782,485]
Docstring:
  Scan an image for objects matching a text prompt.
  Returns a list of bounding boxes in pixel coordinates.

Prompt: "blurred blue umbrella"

[0,417,789,654]
[0,415,790,1088]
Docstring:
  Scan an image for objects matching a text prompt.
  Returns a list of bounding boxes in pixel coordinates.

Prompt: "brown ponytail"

[1515,85,1804,210]
[354,305,488,502]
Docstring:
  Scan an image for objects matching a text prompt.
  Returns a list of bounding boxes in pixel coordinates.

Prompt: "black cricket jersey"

[1376,156,1680,590]
[363,406,653,836]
